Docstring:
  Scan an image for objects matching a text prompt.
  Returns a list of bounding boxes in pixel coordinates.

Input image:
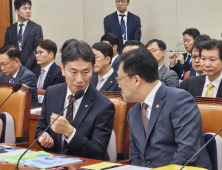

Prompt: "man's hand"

[169,52,177,66]
[177,52,185,65]
[38,132,54,148]
[50,113,74,138]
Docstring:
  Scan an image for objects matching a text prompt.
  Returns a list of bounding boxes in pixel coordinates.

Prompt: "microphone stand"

[0,91,13,107]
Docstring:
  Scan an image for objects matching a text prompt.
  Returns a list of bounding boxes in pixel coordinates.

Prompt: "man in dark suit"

[117,48,212,169]
[169,28,199,79]
[104,0,141,54]
[4,0,43,71]
[101,33,120,73]
[91,42,120,92]
[181,39,222,98]
[35,39,115,160]
[146,39,179,87]
[0,45,38,108]
[33,39,65,90]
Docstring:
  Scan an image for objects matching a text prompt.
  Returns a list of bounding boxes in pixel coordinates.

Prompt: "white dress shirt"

[8,69,19,83]
[17,20,29,40]
[98,68,114,88]
[111,54,119,66]
[141,81,162,119]
[37,61,54,89]
[62,85,88,145]
[117,10,128,42]
[202,72,222,98]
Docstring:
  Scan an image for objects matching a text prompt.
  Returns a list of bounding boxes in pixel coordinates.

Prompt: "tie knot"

[119,14,125,18]
[41,68,45,73]
[98,76,104,82]
[208,83,214,89]
[68,94,73,101]
[142,103,148,110]
[19,23,24,27]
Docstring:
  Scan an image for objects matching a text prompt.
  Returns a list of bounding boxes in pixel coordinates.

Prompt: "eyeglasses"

[148,49,161,53]
[35,51,46,56]
[0,59,15,68]
[191,55,200,60]
[115,75,134,83]
[115,1,127,4]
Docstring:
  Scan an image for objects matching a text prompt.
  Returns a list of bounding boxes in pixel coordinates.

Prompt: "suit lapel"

[72,84,95,130]
[90,75,98,87]
[112,12,123,39]
[216,79,222,97]
[100,71,117,91]
[127,12,132,40]
[112,57,119,68]
[22,20,33,49]
[145,84,166,143]
[12,23,19,47]
[14,65,25,83]
[158,64,167,78]
[195,75,206,97]
[43,63,55,89]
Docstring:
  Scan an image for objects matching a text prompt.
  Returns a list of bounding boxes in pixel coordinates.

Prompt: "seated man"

[0,45,38,108]
[146,39,179,87]
[189,35,211,77]
[91,42,120,92]
[117,48,212,169]
[101,33,120,73]
[181,39,222,98]
[33,39,65,90]
[35,39,115,160]
[122,40,146,53]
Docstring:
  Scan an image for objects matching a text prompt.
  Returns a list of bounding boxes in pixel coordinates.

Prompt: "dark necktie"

[141,103,149,135]
[187,54,191,64]
[66,94,73,123]
[120,14,125,34]
[18,23,24,42]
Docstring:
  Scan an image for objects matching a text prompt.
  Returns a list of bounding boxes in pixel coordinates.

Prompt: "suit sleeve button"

[147,161,151,165]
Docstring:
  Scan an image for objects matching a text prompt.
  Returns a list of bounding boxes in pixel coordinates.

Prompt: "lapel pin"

[156,104,159,108]
[85,105,88,107]
[110,81,112,83]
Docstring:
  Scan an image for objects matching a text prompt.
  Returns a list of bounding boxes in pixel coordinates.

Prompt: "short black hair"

[183,28,200,40]
[100,33,119,48]
[61,39,95,66]
[199,39,222,61]
[123,40,146,48]
[37,39,57,59]
[191,34,211,53]
[92,42,113,65]
[146,39,166,50]
[0,45,21,61]
[14,0,32,10]
[119,47,159,83]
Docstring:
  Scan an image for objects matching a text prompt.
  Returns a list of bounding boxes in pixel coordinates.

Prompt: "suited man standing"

[146,39,179,87]
[104,0,141,54]
[169,28,199,79]
[91,42,120,92]
[101,33,120,73]
[181,39,222,98]
[4,0,43,71]
[0,45,38,108]
[36,39,115,160]
[33,39,65,90]
[117,48,212,169]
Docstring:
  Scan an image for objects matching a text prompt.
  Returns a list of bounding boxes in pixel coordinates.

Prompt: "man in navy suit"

[4,0,43,71]
[33,39,65,90]
[117,48,212,169]
[104,0,141,54]
[35,39,115,160]
[101,33,120,73]
[0,45,38,108]
[90,42,120,92]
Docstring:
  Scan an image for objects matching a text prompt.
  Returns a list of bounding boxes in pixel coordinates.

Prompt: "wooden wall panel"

[0,0,11,48]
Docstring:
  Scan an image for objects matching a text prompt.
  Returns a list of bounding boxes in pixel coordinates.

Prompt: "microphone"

[15,89,85,170]
[0,82,22,107]
[180,128,222,170]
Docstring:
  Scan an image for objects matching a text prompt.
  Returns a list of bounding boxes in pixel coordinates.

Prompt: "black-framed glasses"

[35,51,47,56]
[0,59,15,68]
[115,75,134,83]
[148,48,162,53]
[115,1,127,4]
[191,55,200,60]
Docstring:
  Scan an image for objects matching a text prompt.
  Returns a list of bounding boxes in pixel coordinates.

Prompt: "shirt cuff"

[65,128,76,144]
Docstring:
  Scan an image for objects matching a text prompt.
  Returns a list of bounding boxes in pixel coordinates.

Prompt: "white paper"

[0,149,34,160]
[30,108,42,113]
[107,165,151,170]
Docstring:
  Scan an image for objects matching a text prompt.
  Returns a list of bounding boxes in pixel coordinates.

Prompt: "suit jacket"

[104,11,141,54]
[90,71,121,92]
[190,67,196,77]
[128,83,212,169]
[159,64,179,87]
[4,20,43,70]
[170,53,191,79]
[0,64,38,108]
[180,75,222,98]
[35,83,115,160]
[33,62,65,90]
[112,57,120,73]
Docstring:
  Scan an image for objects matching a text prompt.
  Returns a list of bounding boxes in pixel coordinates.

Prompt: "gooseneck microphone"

[15,89,84,170]
[0,82,22,107]
[180,128,222,170]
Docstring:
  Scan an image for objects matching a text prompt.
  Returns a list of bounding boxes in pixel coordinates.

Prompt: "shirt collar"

[205,71,222,89]
[158,64,163,71]
[98,68,114,80]
[142,81,162,108]
[41,61,54,73]
[111,54,119,65]
[18,20,29,27]
[12,68,20,79]
[117,10,128,16]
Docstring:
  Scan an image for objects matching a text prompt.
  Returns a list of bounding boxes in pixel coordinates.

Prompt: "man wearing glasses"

[104,0,141,54]
[0,45,38,108]
[146,39,179,87]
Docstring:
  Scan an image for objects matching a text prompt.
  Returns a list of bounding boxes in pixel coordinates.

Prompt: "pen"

[170,50,177,58]
[100,165,120,170]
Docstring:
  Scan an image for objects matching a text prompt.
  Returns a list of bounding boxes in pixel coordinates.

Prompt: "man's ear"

[49,52,54,60]
[113,44,118,52]
[15,9,19,15]
[162,50,166,57]
[134,75,141,87]
[60,63,65,76]
[106,56,111,65]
